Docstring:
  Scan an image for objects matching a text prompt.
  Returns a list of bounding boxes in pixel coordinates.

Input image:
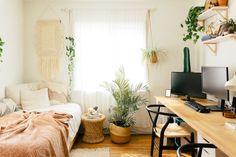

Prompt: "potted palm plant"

[102,68,148,143]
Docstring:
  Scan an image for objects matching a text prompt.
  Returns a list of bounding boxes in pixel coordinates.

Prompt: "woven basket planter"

[109,123,131,144]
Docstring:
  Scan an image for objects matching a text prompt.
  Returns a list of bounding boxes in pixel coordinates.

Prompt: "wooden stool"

[81,114,105,143]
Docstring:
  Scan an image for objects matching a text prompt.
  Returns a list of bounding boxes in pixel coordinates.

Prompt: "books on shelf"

[225,121,236,130]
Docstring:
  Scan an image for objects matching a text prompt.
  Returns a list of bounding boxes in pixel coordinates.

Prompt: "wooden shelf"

[203,33,236,44]
[202,33,236,54]
[198,6,228,21]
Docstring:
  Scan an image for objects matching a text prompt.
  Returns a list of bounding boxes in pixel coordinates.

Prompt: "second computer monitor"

[171,72,206,99]
[201,66,229,101]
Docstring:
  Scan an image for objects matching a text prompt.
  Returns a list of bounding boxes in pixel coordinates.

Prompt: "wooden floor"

[72,134,178,157]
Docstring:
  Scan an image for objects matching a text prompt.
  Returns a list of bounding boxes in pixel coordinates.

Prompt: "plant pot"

[150,51,158,63]
[109,123,131,144]
[218,0,228,6]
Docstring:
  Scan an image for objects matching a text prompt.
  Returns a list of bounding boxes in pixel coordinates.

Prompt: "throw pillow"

[48,88,67,105]
[21,88,50,110]
[0,102,8,116]
[2,98,17,112]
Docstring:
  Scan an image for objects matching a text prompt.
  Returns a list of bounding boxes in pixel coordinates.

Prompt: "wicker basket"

[109,123,131,144]
[82,114,105,143]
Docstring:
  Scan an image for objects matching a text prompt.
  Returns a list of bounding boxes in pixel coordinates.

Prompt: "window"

[73,9,147,114]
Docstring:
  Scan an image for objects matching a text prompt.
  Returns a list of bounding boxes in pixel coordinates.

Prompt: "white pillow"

[0,102,8,116]
[21,88,50,110]
[2,98,17,112]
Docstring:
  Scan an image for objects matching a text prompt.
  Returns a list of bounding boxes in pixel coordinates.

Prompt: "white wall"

[0,0,24,98]
[195,0,236,100]
[23,0,195,100]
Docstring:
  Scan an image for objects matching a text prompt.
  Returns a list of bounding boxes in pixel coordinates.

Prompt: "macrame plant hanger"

[147,10,154,50]
[35,4,64,81]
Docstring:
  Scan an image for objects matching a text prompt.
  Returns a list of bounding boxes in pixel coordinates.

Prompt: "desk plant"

[65,36,75,101]
[0,37,5,62]
[102,68,147,143]
[181,6,205,43]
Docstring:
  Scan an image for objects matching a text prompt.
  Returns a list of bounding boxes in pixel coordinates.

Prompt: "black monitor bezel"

[171,72,206,99]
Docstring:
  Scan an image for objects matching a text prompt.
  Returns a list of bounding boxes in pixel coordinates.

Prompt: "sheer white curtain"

[73,9,148,128]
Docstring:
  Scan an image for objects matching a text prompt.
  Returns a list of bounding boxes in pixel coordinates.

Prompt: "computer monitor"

[171,72,206,100]
[201,66,229,108]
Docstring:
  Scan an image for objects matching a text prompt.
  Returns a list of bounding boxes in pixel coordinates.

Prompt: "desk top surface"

[156,96,236,157]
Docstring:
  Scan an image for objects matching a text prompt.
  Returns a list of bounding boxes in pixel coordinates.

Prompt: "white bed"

[5,82,82,150]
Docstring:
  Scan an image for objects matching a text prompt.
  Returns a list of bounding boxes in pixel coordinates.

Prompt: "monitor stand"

[181,96,195,102]
[207,99,225,112]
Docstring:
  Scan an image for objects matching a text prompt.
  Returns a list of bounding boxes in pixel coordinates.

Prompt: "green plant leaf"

[181,6,204,43]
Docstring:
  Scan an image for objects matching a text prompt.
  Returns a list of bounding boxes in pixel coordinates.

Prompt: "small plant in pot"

[142,48,160,64]
[225,18,236,34]
[102,68,148,143]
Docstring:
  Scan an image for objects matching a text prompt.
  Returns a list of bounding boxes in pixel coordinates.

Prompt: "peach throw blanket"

[0,111,72,157]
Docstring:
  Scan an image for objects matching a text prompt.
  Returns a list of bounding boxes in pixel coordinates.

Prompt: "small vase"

[218,0,228,6]
[183,47,191,73]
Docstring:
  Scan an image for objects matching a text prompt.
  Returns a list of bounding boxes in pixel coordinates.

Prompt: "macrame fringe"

[38,56,60,80]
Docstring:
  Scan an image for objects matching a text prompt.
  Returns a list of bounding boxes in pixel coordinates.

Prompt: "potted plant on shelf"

[102,68,148,143]
[142,48,160,64]
[218,0,228,6]
[181,6,205,43]
[0,37,5,63]
[225,18,236,34]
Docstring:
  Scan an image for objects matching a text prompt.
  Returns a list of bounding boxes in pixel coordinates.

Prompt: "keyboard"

[184,101,210,113]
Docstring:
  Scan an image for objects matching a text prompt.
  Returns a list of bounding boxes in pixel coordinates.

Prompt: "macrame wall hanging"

[35,20,64,80]
[35,4,65,80]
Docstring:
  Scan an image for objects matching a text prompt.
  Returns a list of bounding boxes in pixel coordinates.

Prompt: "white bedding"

[28,103,82,149]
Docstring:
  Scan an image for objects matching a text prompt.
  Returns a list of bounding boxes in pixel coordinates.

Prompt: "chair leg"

[150,131,155,157]
[190,132,195,157]
[158,135,164,157]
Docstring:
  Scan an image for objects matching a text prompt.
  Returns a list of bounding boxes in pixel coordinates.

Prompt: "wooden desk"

[156,96,236,157]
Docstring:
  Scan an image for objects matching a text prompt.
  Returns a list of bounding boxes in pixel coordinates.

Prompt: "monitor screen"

[171,72,206,99]
[202,66,229,101]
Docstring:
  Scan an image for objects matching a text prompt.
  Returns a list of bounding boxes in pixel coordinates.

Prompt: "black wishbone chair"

[177,143,216,157]
[146,104,194,157]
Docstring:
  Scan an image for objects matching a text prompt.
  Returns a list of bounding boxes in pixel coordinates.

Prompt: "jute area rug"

[70,148,110,157]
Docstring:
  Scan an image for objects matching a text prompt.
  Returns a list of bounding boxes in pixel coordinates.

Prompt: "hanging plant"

[0,37,5,63]
[181,6,205,43]
[142,48,160,64]
[65,36,75,101]
[142,10,162,64]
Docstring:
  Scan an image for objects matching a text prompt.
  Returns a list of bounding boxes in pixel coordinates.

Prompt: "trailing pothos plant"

[65,36,75,101]
[0,37,5,63]
[181,6,205,43]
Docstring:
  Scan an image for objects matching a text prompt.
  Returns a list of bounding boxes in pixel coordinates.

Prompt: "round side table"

[81,113,105,143]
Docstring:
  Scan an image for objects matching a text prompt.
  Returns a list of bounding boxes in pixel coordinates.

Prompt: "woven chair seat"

[154,123,191,138]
